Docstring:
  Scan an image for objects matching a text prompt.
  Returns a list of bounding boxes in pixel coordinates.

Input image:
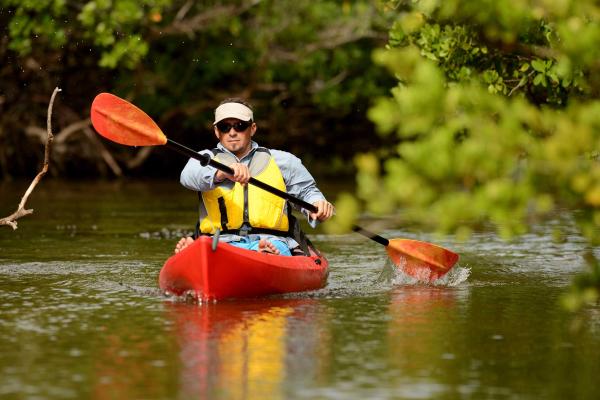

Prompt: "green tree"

[0,0,392,178]
[341,0,600,309]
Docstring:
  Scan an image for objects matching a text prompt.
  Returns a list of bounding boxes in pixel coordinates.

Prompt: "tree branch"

[268,20,387,62]
[0,87,60,229]
[26,118,90,144]
[154,0,261,37]
[82,126,123,177]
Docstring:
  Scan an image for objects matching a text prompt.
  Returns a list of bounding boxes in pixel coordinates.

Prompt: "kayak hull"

[159,236,328,301]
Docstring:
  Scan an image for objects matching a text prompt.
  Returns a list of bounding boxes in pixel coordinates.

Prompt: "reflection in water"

[92,333,164,400]
[164,299,323,399]
[387,286,462,394]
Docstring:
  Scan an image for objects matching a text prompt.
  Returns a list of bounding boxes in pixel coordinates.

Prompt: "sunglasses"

[216,120,252,133]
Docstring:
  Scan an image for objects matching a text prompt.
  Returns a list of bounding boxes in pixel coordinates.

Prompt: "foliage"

[0,0,392,178]
[5,0,167,68]
[562,250,600,312]
[344,0,600,308]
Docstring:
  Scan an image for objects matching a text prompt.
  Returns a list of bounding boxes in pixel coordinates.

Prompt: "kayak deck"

[159,236,329,301]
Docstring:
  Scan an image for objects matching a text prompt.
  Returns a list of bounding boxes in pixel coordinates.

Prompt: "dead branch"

[153,0,261,37]
[25,117,123,177]
[159,4,236,37]
[269,26,386,63]
[26,118,90,144]
[126,146,154,170]
[174,0,194,22]
[0,87,60,230]
[82,126,123,176]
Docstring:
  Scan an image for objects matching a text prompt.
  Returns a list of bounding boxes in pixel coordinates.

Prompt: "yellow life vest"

[199,148,289,235]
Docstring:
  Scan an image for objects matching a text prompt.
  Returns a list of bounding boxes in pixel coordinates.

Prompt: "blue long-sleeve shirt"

[180,141,326,248]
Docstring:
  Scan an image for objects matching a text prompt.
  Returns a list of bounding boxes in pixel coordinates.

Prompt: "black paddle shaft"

[351,226,389,246]
[166,138,391,247]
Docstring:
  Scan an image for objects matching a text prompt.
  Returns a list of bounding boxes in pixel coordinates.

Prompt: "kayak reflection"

[164,298,326,399]
[387,286,461,374]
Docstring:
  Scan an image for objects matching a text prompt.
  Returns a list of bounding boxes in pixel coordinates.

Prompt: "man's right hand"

[215,162,251,184]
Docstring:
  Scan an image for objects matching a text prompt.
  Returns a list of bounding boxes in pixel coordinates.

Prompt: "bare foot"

[258,239,280,255]
[175,237,194,254]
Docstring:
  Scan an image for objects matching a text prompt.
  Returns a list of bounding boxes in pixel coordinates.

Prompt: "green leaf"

[533,73,546,86]
[531,59,547,72]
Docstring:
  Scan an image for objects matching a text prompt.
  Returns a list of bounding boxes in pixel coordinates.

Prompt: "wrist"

[214,171,225,183]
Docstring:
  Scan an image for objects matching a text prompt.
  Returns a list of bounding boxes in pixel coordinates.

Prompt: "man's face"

[214,118,256,157]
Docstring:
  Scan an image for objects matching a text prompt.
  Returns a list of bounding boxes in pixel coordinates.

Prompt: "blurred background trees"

[0,0,392,178]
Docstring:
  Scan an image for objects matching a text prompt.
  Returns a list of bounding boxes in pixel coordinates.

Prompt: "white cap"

[213,102,253,124]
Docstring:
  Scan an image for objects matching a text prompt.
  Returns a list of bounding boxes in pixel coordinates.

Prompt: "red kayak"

[159,236,329,301]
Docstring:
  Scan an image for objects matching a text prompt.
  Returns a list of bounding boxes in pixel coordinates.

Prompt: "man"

[175,98,334,255]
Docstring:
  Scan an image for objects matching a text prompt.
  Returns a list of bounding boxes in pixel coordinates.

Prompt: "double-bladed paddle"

[90,93,459,282]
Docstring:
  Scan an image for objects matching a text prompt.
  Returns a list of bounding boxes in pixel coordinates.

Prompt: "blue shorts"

[229,237,292,256]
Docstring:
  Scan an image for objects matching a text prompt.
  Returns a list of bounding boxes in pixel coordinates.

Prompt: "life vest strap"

[217,197,228,230]
[219,227,289,237]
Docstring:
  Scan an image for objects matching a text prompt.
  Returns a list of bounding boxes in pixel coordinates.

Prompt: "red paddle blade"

[90,93,167,146]
[386,239,459,282]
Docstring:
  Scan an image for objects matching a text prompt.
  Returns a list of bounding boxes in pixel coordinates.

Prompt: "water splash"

[385,257,470,287]
[432,264,471,286]
[161,289,221,305]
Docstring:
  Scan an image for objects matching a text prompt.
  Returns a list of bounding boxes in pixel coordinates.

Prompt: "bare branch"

[26,118,90,145]
[82,126,123,177]
[1,87,61,230]
[154,0,261,37]
[268,16,387,62]
[160,5,235,36]
[174,0,194,22]
[24,126,47,141]
[309,70,349,93]
[126,146,154,170]
[54,119,91,144]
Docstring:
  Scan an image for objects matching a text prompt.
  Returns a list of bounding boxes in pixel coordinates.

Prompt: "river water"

[1,180,599,399]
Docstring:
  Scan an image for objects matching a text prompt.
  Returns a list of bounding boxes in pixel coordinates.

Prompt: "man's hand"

[309,199,334,222]
[215,163,250,184]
